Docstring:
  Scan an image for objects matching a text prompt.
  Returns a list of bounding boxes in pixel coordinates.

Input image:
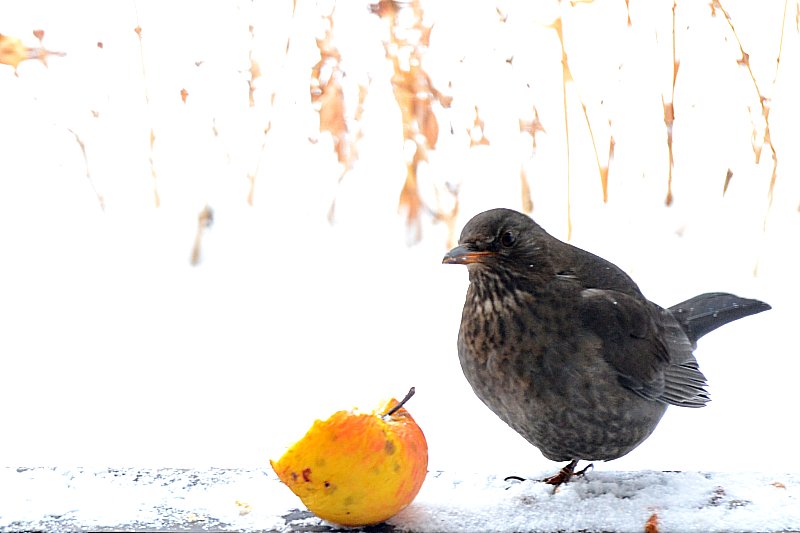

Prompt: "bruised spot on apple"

[271,387,428,527]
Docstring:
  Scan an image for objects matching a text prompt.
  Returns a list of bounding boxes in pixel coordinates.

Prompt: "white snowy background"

[1,0,799,530]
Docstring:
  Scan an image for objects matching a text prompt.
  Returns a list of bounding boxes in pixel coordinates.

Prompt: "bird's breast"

[458,281,545,389]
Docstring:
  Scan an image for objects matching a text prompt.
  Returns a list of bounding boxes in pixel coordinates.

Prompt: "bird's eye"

[500,231,516,247]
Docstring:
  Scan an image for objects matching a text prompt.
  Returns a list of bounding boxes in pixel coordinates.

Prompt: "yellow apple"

[270,388,428,526]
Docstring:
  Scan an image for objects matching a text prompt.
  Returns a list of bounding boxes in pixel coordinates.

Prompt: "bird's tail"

[669,292,771,346]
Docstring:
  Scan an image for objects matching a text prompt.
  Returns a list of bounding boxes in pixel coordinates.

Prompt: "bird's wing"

[579,288,709,408]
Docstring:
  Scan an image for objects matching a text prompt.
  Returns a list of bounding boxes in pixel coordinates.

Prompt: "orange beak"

[442,245,495,265]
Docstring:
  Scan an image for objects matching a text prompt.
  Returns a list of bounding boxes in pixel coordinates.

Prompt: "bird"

[442,208,770,485]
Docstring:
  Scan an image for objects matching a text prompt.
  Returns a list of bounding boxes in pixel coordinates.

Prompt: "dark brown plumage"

[443,208,770,484]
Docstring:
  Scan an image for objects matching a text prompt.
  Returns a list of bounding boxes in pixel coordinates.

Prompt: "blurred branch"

[190,205,214,266]
[580,103,611,204]
[246,1,296,206]
[310,6,369,222]
[711,0,779,214]
[312,8,369,223]
[662,1,678,207]
[374,0,453,244]
[519,108,545,212]
[552,2,619,237]
[552,15,573,239]
[67,128,105,211]
[132,3,160,208]
[247,25,260,108]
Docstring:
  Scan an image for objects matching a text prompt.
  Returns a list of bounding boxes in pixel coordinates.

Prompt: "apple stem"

[383,387,416,418]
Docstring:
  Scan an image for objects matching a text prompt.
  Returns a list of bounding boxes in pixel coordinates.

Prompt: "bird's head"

[442,208,547,271]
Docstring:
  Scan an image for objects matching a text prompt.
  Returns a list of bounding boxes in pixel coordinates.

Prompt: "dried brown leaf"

[369,0,400,18]
[737,51,750,67]
[318,83,348,165]
[723,168,733,195]
[600,165,609,203]
[0,33,65,69]
[422,105,439,149]
[663,101,675,126]
[520,108,546,151]
[470,107,489,146]
[520,116,546,137]
[608,134,616,165]
[398,156,423,243]
[0,34,30,69]
[190,205,214,266]
[318,84,345,138]
[644,512,659,533]
[250,57,261,82]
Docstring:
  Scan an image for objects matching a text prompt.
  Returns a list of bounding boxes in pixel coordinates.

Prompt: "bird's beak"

[442,245,495,265]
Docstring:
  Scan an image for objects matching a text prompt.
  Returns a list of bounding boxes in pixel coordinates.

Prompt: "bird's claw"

[542,460,594,489]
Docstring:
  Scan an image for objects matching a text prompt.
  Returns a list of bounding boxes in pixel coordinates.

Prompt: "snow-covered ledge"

[2,468,798,532]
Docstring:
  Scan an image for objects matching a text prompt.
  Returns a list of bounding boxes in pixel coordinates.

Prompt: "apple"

[270,387,428,526]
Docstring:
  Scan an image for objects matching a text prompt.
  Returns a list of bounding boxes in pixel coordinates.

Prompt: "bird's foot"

[542,460,593,488]
[504,461,594,488]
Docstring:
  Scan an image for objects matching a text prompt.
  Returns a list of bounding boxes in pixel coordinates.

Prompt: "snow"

[2,467,799,532]
[404,470,800,533]
[1,0,799,530]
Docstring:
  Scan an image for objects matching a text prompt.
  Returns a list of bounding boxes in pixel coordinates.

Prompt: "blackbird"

[443,208,770,484]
